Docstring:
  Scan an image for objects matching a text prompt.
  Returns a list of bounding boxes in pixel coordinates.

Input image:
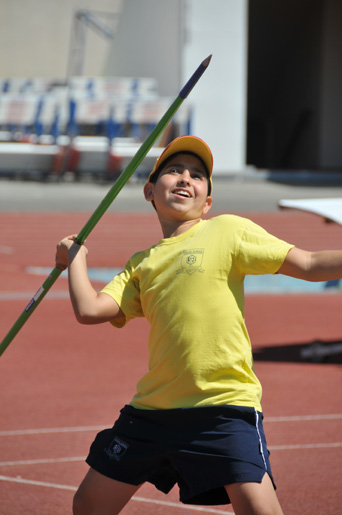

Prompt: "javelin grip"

[0,54,212,357]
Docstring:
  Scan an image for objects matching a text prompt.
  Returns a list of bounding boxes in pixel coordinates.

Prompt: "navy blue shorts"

[86,404,275,506]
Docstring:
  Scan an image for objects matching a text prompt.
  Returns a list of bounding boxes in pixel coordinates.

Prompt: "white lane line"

[132,496,234,514]
[0,456,85,466]
[0,474,76,491]
[0,425,105,437]
[0,475,234,514]
[0,246,13,254]
[266,414,342,422]
[1,440,341,468]
[2,414,341,438]
[269,442,342,450]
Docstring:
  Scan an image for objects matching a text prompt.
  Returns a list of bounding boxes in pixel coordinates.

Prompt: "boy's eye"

[168,168,204,179]
[164,167,207,182]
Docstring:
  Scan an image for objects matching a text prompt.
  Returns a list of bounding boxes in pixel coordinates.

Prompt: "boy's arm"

[56,236,124,324]
[278,247,342,282]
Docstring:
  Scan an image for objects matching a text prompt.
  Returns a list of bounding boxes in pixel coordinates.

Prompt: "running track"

[0,210,341,514]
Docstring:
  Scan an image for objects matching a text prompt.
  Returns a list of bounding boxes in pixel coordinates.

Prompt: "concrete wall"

[0,0,123,79]
[105,0,248,173]
[1,0,248,172]
[104,0,183,97]
[182,0,248,173]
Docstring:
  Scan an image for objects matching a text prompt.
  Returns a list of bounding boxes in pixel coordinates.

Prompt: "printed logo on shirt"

[104,436,129,461]
[177,248,205,275]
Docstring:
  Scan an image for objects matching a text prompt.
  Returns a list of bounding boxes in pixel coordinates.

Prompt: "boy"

[56,135,342,515]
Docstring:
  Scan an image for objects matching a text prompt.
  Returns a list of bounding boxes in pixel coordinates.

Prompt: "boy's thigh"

[73,468,142,515]
[225,473,283,515]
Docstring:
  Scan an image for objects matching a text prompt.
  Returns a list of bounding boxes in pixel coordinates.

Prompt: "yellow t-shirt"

[101,215,294,411]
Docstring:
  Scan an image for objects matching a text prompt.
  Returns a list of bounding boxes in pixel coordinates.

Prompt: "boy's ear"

[202,195,213,215]
[144,182,154,202]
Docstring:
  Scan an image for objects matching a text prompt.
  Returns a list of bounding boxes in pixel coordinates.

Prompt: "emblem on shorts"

[177,249,205,275]
[105,436,129,461]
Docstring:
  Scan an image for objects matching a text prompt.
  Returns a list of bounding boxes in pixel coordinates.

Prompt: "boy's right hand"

[55,235,88,271]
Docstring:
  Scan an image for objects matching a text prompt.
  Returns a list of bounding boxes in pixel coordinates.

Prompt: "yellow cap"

[148,135,213,194]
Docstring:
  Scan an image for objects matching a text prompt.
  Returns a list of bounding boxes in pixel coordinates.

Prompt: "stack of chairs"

[0,77,192,180]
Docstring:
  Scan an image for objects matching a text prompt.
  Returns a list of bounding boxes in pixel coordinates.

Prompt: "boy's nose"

[178,169,191,183]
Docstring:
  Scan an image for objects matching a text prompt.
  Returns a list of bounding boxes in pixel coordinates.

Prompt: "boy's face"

[144,153,212,220]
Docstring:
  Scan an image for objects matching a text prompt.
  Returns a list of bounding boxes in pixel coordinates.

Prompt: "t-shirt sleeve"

[100,260,144,328]
[236,219,294,275]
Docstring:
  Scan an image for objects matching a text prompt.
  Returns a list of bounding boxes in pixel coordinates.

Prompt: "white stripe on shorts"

[255,409,267,470]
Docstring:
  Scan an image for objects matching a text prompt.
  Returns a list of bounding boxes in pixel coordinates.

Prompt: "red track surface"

[0,210,341,514]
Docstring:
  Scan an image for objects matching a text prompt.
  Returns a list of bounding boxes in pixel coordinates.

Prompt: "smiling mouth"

[172,188,192,198]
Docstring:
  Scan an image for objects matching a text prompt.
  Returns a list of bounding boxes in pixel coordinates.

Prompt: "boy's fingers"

[55,235,86,271]
[56,262,67,271]
[55,254,68,271]
[57,236,77,250]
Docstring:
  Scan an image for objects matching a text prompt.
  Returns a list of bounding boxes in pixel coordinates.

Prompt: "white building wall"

[0,0,123,79]
[106,0,248,173]
[182,0,248,173]
[104,0,183,97]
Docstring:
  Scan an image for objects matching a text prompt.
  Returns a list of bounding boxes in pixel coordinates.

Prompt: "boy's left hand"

[55,235,79,271]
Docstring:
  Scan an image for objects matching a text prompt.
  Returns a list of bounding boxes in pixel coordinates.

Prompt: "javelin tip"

[202,55,212,67]
[179,54,212,99]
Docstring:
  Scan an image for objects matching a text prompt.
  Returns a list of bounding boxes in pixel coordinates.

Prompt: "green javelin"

[0,55,212,357]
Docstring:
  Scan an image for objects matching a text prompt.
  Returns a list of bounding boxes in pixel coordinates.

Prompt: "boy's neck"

[159,216,202,239]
